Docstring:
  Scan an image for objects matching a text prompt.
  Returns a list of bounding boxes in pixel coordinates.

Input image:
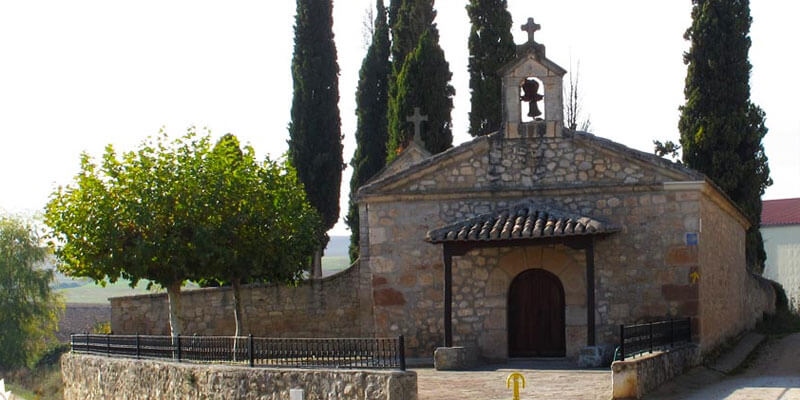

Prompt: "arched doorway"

[508,268,565,357]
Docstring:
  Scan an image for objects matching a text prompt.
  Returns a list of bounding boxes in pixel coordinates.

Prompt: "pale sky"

[1,1,797,237]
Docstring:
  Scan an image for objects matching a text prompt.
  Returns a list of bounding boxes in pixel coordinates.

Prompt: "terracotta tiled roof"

[425,202,619,243]
[762,198,800,226]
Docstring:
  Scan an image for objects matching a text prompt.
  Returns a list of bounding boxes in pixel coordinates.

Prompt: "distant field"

[57,255,354,304]
[58,280,164,304]
[322,255,352,275]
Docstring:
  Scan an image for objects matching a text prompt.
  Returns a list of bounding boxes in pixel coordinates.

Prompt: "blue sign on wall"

[686,232,699,246]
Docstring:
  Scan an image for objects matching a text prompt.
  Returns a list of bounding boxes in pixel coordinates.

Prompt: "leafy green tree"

[653,140,681,161]
[678,0,771,272]
[203,134,320,337]
[0,215,63,370]
[289,0,344,277]
[46,130,222,337]
[466,0,516,136]
[347,0,391,262]
[387,28,454,159]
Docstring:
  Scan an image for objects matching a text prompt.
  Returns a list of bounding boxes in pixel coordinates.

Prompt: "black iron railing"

[618,318,691,361]
[70,334,406,370]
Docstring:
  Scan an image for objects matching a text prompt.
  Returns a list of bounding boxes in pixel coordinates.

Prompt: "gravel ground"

[650,333,800,400]
[414,359,611,400]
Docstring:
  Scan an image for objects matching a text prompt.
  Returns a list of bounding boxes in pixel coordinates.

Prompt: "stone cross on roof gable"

[407,107,428,144]
[521,17,541,44]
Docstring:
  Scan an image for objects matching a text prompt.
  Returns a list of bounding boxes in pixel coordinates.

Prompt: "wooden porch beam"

[443,244,453,347]
[586,237,596,346]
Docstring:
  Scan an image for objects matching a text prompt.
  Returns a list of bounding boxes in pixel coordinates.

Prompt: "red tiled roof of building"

[762,198,800,226]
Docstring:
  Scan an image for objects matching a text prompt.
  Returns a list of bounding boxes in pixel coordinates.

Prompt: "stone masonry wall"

[382,134,683,195]
[450,245,587,359]
[361,132,735,359]
[366,187,706,359]
[698,195,747,351]
[698,195,775,353]
[111,263,373,338]
[358,131,770,361]
[61,353,417,400]
[744,273,776,325]
[364,200,444,357]
[611,345,700,399]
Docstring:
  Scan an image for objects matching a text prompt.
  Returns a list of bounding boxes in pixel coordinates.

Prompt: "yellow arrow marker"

[506,372,526,400]
[690,271,700,284]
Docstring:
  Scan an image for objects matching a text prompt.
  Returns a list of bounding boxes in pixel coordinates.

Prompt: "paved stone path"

[414,360,610,400]
[650,333,800,400]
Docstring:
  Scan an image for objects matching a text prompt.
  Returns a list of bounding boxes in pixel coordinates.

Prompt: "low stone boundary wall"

[744,273,776,328]
[111,263,373,338]
[611,344,699,399]
[62,353,417,400]
[57,303,111,342]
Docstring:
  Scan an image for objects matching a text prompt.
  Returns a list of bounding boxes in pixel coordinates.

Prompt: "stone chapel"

[353,18,774,364]
[111,17,774,368]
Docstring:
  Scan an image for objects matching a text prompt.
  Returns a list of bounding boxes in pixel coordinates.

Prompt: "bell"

[520,78,544,119]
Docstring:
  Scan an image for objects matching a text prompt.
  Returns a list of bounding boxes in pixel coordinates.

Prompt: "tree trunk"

[233,278,245,337]
[312,247,323,279]
[166,282,183,360]
[166,282,183,337]
[232,277,245,361]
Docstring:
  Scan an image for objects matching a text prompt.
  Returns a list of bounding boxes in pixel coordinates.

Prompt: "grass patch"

[58,279,162,303]
[4,344,69,400]
[57,279,201,304]
[5,381,36,400]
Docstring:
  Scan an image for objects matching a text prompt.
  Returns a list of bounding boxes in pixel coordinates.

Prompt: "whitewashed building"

[761,198,800,311]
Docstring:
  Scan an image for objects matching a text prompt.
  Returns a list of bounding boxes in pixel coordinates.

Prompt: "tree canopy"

[0,215,62,370]
[347,0,391,262]
[45,129,320,336]
[203,134,320,336]
[466,0,516,137]
[289,0,344,276]
[678,0,771,272]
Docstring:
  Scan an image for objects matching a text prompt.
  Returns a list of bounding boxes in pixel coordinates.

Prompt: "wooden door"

[508,269,565,357]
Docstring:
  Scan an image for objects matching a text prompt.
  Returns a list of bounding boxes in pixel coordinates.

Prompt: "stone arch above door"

[499,246,586,308]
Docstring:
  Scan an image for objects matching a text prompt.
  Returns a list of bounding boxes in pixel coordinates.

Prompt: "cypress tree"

[390,0,436,73]
[388,0,402,37]
[466,0,516,137]
[346,0,391,262]
[387,28,454,159]
[679,0,771,272]
[289,0,343,276]
[386,0,439,161]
